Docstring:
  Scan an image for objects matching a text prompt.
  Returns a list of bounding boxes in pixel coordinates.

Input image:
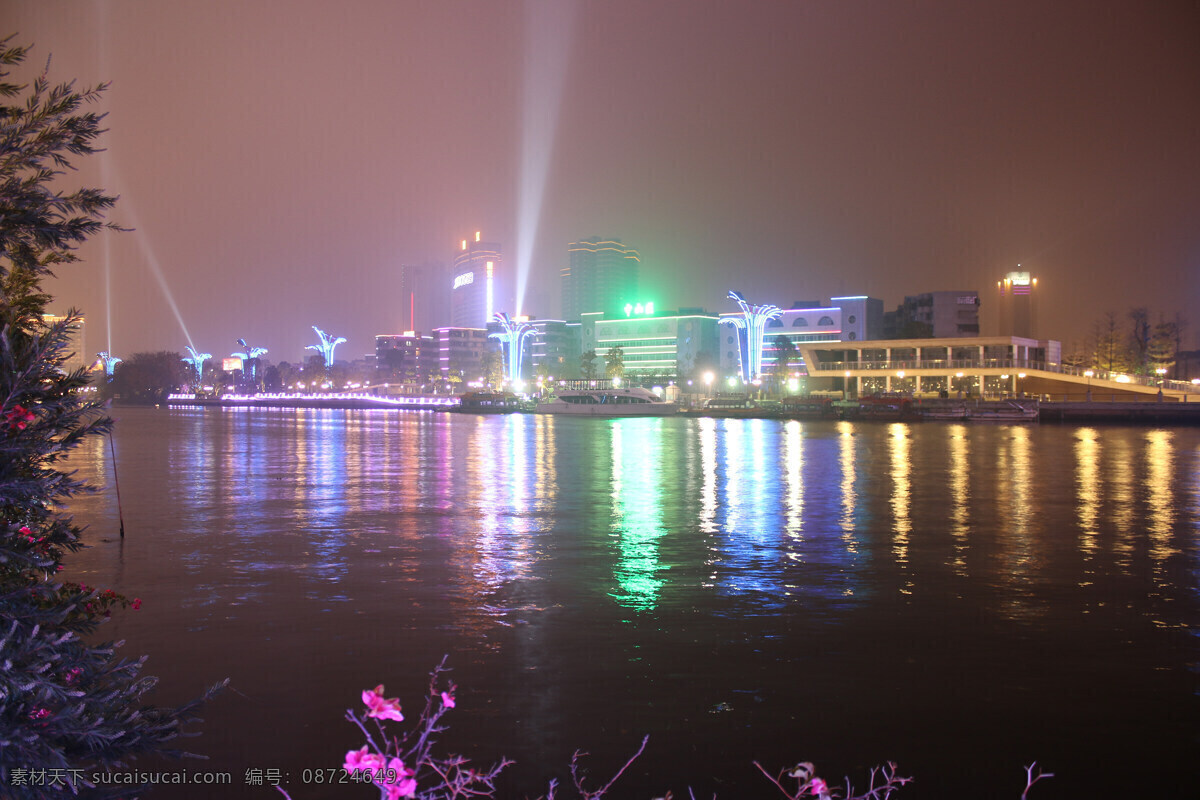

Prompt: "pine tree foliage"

[0,36,224,797]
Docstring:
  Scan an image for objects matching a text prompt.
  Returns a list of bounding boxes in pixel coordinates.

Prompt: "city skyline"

[3,0,1196,358]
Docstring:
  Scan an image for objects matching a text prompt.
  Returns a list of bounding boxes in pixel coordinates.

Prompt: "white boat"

[534,387,678,416]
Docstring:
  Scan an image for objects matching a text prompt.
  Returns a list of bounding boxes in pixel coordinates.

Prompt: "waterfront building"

[831,295,885,342]
[883,291,980,338]
[719,297,885,381]
[451,232,504,329]
[787,334,1173,400]
[996,269,1038,338]
[561,237,640,321]
[433,326,497,385]
[527,318,582,379]
[580,306,719,382]
[376,332,435,384]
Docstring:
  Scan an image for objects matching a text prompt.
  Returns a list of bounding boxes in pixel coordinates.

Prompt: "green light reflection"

[609,419,668,611]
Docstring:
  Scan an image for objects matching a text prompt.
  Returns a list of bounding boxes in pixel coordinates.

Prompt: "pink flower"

[344,746,387,777]
[19,526,32,536]
[807,777,830,797]
[131,598,142,610]
[441,690,456,709]
[379,758,417,798]
[362,684,404,721]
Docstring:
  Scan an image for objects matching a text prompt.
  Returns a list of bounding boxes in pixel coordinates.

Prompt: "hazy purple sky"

[5,0,1198,360]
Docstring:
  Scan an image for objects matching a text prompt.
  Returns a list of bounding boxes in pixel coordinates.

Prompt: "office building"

[451,233,504,328]
[562,238,640,320]
[433,327,497,384]
[580,306,719,381]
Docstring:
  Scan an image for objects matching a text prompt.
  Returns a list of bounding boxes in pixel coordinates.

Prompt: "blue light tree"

[233,338,268,384]
[489,312,536,387]
[306,326,345,368]
[720,291,782,383]
[182,346,212,385]
[95,351,121,378]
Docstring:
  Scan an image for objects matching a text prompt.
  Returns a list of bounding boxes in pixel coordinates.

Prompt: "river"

[61,406,1199,798]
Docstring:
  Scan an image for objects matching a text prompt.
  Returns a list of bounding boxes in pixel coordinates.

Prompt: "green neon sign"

[623,301,655,317]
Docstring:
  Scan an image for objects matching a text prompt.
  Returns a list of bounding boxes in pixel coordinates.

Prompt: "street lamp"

[1084,369,1093,401]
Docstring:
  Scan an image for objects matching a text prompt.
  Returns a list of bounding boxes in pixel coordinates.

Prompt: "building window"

[727,336,735,344]
[848,331,857,341]
[818,316,834,326]
[768,319,783,328]
[792,318,809,327]
[848,315,856,324]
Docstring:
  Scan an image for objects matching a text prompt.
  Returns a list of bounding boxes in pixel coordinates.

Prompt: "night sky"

[5,0,1198,361]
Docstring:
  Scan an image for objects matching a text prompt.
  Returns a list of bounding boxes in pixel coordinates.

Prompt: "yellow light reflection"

[947,424,969,575]
[837,421,857,541]
[1144,429,1175,565]
[1074,428,1100,554]
[1108,436,1135,566]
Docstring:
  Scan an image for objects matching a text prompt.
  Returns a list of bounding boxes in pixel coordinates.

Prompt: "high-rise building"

[996,270,1037,338]
[561,238,639,320]
[41,313,87,374]
[451,232,503,328]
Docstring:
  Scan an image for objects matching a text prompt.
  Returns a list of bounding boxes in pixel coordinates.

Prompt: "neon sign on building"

[623,301,655,317]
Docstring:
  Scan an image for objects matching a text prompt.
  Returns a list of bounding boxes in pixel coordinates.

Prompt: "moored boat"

[534,387,677,416]
[447,391,531,413]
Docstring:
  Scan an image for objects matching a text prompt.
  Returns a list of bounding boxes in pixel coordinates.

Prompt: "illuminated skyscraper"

[561,237,639,320]
[997,270,1038,338]
[451,232,503,328]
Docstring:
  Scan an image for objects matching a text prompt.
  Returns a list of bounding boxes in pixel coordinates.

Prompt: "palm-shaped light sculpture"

[96,351,122,378]
[489,312,536,388]
[182,346,212,384]
[233,338,269,382]
[306,327,345,368]
[720,291,782,383]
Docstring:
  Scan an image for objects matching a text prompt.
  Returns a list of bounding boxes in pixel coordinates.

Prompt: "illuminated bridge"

[795,336,1199,402]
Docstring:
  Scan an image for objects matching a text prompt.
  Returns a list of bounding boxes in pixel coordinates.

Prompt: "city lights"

[489,312,536,387]
[721,291,782,383]
[182,346,211,383]
[96,351,122,376]
[307,326,346,367]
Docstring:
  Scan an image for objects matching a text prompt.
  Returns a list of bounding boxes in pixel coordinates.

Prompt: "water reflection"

[947,424,969,574]
[609,419,667,611]
[888,423,911,576]
[782,420,804,537]
[59,409,1200,800]
[1144,429,1174,567]
[1074,428,1101,555]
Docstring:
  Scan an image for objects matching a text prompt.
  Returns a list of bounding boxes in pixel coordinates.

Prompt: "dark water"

[62,406,1198,798]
